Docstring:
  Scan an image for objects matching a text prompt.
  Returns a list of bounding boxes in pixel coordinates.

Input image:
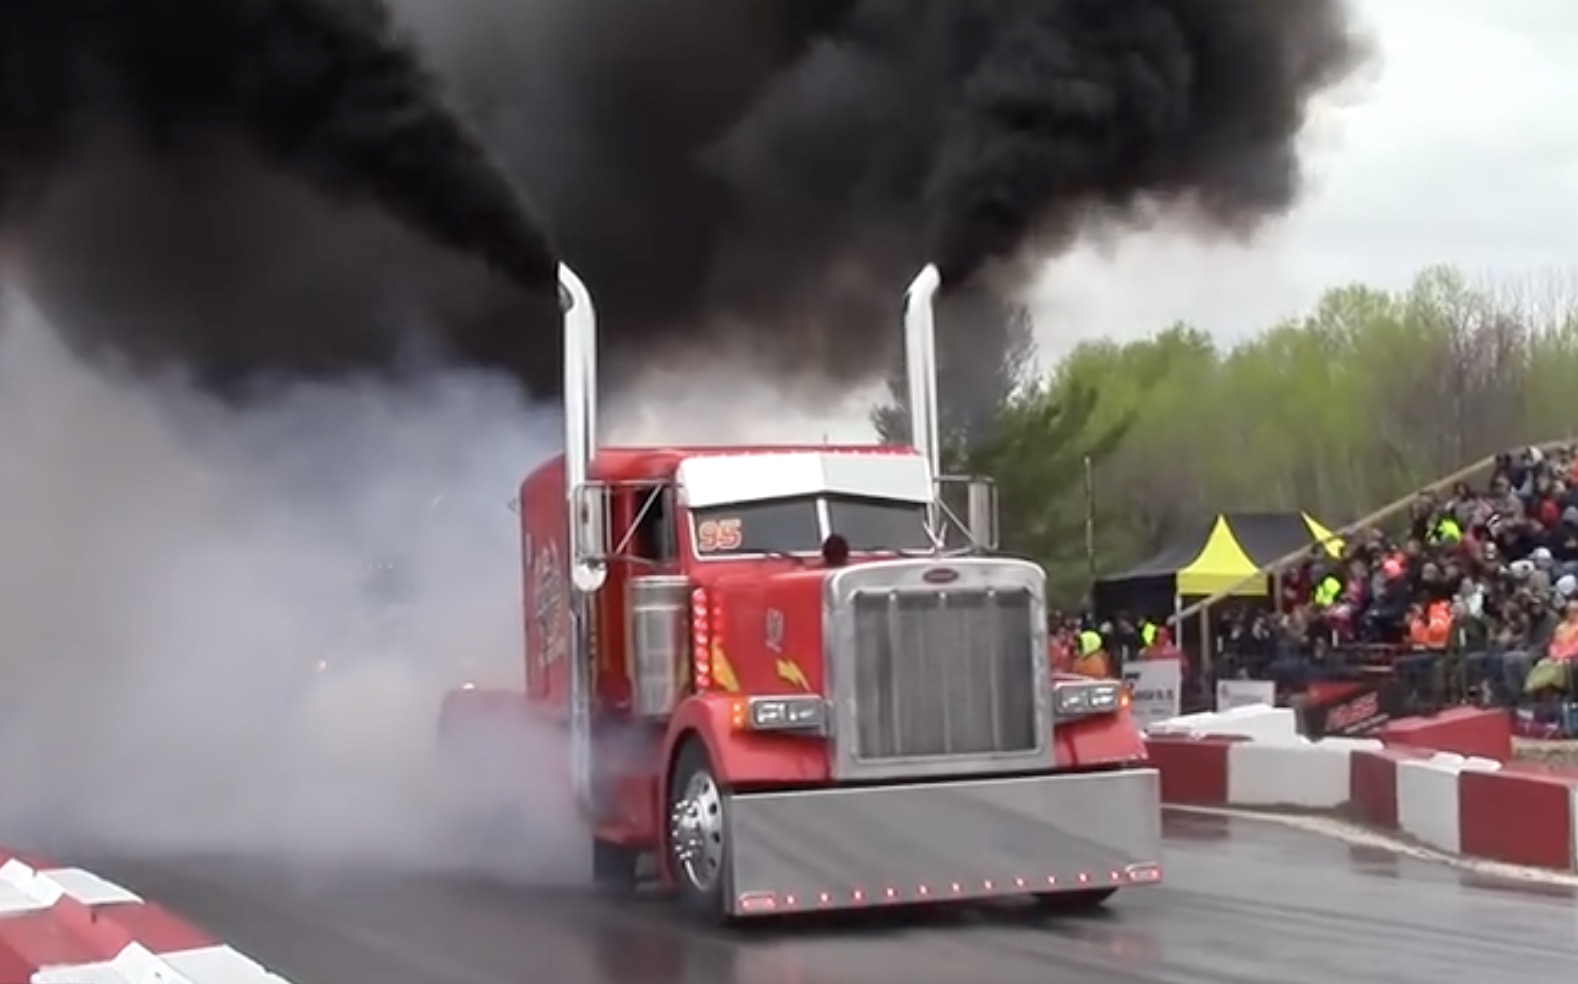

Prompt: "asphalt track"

[73,813,1578,984]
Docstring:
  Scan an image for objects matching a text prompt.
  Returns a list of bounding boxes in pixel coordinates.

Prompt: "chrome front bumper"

[724,766,1162,916]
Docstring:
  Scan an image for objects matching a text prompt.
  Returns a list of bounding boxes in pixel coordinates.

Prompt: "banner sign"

[1215,679,1276,712]
[1297,678,1405,739]
[1122,660,1182,730]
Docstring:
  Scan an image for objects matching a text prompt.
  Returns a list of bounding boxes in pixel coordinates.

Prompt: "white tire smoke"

[0,284,579,880]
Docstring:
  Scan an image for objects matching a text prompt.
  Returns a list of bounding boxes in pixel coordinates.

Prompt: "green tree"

[1067,266,1578,580]
[964,377,1134,604]
[870,285,1135,602]
[881,265,1578,606]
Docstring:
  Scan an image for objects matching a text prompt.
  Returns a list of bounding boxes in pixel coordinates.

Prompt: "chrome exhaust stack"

[902,264,943,477]
[559,263,606,592]
[904,265,999,552]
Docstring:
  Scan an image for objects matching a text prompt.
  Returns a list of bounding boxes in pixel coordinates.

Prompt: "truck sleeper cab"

[439,263,1163,923]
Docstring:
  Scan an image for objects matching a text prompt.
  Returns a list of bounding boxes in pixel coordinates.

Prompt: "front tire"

[666,740,730,923]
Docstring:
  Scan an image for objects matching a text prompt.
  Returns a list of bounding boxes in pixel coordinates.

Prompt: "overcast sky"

[728,0,1578,442]
[1026,0,1578,356]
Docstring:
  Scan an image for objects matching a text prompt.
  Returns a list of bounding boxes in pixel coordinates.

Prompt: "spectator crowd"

[1048,445,1578,736]
[1207,446,1578,731]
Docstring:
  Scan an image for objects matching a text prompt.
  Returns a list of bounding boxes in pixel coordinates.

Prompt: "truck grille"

[849,587,1038,760]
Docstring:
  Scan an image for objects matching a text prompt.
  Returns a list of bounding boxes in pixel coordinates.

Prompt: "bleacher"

[1097,441,1578,737]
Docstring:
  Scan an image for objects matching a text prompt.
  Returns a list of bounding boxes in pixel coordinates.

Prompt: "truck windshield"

[690,495,931,557]
[826,496,931,551]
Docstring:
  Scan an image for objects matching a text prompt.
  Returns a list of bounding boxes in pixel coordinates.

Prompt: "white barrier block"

[1431,753,1500,773]
[0,861,144,918]
[163,945,292,984]
[1396,759,1463,853]
[1571,784,1578,875]
[1145,712,1206,735]
[0,880,42,916]
[1317,736,1386,753]
[34,943,196,984]
[1149,708,1239,733]
[0,859,61,914]
[1151,706,1301,744]
[34,943,292,984]
[1229,741,1353,808]
[43,868,142,906]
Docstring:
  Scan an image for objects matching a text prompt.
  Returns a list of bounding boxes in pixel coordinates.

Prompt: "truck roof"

[528,444,923,484]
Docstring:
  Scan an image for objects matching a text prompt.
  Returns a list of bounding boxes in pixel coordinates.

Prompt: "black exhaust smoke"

[0,0,558,391]
[0,0,1367,398]
[2,0,555,284]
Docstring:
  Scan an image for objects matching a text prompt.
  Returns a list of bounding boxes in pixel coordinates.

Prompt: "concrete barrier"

[0,849,291,983]
[1144,707,1578,873]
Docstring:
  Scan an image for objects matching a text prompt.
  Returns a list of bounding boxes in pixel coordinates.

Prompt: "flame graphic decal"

[711,641,741,693]
[775,658,812,693]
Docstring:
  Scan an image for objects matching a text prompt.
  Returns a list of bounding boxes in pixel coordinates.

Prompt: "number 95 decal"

[696,518,743,553]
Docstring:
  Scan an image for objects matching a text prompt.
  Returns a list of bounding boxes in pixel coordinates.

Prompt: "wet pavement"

[80,812,1578,984]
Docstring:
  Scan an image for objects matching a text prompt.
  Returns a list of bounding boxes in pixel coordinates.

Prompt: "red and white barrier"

[0,849,290,983]
[1144,706,1578,872]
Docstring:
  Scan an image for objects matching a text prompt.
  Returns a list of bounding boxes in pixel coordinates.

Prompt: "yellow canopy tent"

[1094,511,1339,616]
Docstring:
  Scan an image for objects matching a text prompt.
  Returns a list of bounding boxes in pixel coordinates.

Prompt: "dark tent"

[1094,511,1339,620]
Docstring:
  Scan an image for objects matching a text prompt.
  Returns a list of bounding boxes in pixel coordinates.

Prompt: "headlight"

[744,695,828,732]
[1055,681,1123,716]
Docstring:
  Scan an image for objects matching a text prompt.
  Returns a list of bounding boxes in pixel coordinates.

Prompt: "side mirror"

[571,481,610,592]
[966,478,999,551]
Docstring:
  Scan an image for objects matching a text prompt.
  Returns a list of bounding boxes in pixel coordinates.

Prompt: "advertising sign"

[1122,660,1182,730]
[1297,679,1405,739]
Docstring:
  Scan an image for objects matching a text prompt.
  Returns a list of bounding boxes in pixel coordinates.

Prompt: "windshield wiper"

[761,549,809,566]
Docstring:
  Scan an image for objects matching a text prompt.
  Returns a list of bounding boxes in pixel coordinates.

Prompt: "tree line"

[875,266,1578,605]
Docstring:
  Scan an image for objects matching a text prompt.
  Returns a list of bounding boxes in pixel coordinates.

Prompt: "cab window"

[629,485,677,564]
[691,498,820,557]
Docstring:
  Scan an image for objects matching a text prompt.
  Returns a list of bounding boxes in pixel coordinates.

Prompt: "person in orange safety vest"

[1072,629,1112,679]
[1407,600,1452,649]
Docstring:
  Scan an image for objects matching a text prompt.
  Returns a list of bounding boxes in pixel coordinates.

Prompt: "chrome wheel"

[669,768,725,894]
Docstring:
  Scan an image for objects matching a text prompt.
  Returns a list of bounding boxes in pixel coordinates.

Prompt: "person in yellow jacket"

[1140,619,1159,647]
[1073,629,1112,679]
[1429,515,1462,545]
[1313,573,1342,608]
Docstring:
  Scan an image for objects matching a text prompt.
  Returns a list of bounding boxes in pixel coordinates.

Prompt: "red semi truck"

[439,263,1162,922]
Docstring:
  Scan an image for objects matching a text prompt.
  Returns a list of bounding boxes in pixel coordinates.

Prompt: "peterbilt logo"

[765,608,785,653]
[922,567,959,584]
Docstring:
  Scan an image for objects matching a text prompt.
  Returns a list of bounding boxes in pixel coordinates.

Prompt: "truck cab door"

[581,483,679,822]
